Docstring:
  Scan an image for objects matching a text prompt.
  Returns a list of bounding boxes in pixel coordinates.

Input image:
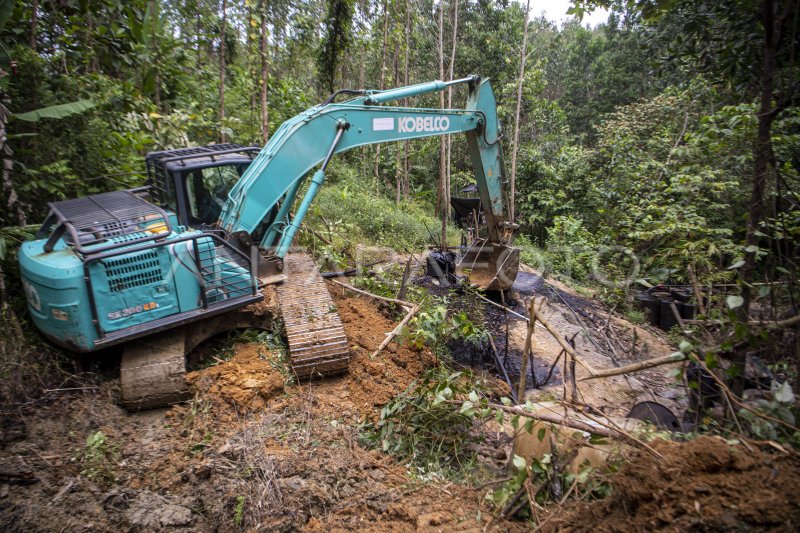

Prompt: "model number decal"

[107,301,159,320]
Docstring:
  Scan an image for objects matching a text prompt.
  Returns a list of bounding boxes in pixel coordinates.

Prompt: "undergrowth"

[305,174,459,253]
[362,366,491,481]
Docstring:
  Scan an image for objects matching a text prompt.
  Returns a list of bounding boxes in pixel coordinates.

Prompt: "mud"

[546,436,800,532]
[0,290,523,532]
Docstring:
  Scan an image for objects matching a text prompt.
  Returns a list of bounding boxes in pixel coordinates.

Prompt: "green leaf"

[726,295,744,309]
[500,397,512,406]
[0,236,5,261]
[13,100,96,122]
[495,409,504,425]
[727,259,745,270]
[588,434,608,445]
[510,415,519,430]
[758,285,770,298]
[744,245,759,253]
[468,391,479,403]
[512,454,527,470]
[537,427,547,442]
[459,400,474,414]
[678,340,693,353]
[523,419,535,434]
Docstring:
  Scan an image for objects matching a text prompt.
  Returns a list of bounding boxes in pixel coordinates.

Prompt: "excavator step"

[277,253,350,379]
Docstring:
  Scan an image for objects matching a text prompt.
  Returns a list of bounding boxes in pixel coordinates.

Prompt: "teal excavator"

[19,75,519,409]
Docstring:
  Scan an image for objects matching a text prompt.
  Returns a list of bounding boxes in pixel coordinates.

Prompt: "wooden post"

[517,298,536,399]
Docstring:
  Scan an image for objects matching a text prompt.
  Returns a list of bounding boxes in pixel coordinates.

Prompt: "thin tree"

[444,0,459,232]
[219,0,227,143]
[509,0,531,223]
[374,0,390,189]
[260,0,270,144]
[30,0,38,51]
[437,0,447,249]
[400,0,411,202]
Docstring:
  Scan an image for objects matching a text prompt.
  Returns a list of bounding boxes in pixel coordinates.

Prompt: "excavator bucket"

[459,241,520,291]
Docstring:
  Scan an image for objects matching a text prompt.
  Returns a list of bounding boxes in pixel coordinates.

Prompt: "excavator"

[18,75,519,409]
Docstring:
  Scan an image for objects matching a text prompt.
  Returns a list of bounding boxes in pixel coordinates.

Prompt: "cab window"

[185,164,243,225]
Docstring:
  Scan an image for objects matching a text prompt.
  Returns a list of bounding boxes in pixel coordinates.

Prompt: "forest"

[1,0,799,531]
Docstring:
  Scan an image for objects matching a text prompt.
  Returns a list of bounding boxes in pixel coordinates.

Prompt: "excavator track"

[277,252,350,379]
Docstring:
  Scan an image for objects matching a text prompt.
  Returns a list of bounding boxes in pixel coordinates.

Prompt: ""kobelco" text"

[398,115,450,133]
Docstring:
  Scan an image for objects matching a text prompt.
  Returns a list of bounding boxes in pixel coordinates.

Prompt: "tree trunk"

[509,0,531,224]
[393,24,402,204]
[30,0,38,51]
[260,0,270,144]
[150,0,162,112]
[735,0,787,395]
[443,0,458,246]
[248,5,256,119]
[374,0,390,189]
[437,1,447,249]
[219,0,227,143]
[401,0,411,202]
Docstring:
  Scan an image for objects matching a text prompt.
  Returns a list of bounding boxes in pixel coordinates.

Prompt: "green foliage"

[401,304,489,358]
[12,99,96,122]
[309,174,444,251]
[234,495,246,527]
[78,431,118,484]
[545,215,598,282]
[739,381,799,444]
[365,367,489,478]
[318,0,356,94]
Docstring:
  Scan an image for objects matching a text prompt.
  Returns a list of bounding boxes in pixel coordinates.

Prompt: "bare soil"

[0,291,522,532]
[546,436,800,532]
[1,270,798,531]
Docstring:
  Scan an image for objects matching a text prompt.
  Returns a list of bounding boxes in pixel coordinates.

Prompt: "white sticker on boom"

[372,117,394,131]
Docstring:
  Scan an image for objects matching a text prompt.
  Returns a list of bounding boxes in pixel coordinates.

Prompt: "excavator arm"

[219,75,518,290]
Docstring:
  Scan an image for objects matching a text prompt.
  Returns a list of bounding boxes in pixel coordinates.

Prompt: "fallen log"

[577,352,687,381]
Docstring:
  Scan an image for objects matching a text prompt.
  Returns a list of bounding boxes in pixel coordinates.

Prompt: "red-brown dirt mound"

[332,293,437,420]
[548,436,800,532]
[188,343,285,412]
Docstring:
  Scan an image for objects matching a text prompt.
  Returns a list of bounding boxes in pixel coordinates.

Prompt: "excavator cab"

[146,144,260,229]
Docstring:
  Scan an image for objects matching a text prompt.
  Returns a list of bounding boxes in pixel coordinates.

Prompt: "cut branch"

[370,304,420,359]
[529,305,597,376]
[329,278,414,309]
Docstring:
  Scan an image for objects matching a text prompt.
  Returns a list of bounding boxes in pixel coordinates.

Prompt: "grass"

[303,175,461,254]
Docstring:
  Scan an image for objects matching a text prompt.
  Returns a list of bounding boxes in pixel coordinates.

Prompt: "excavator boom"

[219,76,514,269]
